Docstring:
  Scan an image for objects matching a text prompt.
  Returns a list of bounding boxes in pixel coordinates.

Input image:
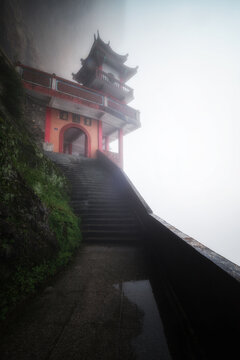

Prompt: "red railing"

[18,64,139,123]
[96,69,133,94]
[21,67,52,88]
[107,99,137,120]
[56,79,103,105]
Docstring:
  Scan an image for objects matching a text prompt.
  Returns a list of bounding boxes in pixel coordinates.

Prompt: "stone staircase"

[46,152,142,242]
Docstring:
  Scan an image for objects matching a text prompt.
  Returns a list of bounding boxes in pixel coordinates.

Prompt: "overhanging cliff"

[0,50,81,319]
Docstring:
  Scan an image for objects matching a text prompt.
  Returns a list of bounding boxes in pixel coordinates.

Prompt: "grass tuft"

[0,50,82,320]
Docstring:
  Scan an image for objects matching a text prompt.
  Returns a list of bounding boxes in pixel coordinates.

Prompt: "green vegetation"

[0,50,82,320]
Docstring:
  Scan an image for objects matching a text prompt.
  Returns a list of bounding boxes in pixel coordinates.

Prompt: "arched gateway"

[18,33,140,168]
[59,123,91,157]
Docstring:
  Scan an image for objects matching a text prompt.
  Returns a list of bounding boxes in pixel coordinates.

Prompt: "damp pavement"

[0,245,172,360]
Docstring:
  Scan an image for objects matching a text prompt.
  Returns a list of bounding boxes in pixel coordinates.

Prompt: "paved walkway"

[0,244,171,360]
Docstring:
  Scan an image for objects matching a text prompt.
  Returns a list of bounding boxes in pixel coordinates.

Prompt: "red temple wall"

[48,108,99,158]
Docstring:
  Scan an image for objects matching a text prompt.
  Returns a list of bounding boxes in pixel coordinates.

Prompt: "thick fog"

[21,0,240,265]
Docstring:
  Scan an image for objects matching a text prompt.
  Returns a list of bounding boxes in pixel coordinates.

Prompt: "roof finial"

[97,30,100,38]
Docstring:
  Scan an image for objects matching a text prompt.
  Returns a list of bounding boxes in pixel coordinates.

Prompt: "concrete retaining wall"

[97,150,240,358]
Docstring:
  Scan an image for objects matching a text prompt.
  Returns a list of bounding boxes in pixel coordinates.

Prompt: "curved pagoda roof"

[72,33,138,84]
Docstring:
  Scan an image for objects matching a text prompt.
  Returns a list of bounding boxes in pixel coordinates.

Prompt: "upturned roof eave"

[72,64,89,84]
[92,34,128,64]
[119,64,138,82]
[73,59,138,84]
[72,33,138,84]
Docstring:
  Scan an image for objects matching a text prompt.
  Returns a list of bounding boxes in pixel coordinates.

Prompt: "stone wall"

[23,95,46,147]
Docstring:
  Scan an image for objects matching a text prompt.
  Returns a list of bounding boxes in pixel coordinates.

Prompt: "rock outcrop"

[0,0,41,67]
[0,49,81,320]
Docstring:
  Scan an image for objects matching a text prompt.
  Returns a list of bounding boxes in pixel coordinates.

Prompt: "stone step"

[69,185,120,191]
[82,230,140,240]
[83,236,140,243]
[80,215,137,223]
[71,208,132,215]
[70,199,128,206]
[69,183,117,189]
[75,214,132,221]
[70,199,129,206]
[69,194,124,200]
[82,226,140,233]
[69,180,116,185]
[46,154,143,244]
[81,219,137,226]
[81,222,138,230]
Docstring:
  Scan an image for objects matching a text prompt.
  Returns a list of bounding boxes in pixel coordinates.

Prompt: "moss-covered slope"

[0,50,82,319]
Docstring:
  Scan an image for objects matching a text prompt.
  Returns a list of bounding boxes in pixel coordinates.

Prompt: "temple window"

[59,111,68,120]
[72,113,80,123]
[84,117,92,126]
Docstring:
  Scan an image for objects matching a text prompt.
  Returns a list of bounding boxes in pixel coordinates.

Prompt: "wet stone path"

[0,245,172,360]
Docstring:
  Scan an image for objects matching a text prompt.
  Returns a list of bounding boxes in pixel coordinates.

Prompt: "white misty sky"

[122,0,240,265]
[42,0,240,265]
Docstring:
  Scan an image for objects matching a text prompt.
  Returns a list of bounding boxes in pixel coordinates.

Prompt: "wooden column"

[44,107,51,142]
[118,128,123,168]
[98,120,102,151]
[105,136,110,151]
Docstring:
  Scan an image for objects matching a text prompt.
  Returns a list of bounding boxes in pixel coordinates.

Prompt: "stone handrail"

[97,149,240,358]
[102,150,120,167]
[96,69,133,94]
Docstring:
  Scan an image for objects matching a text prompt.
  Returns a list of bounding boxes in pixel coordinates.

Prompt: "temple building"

[17,33,140,168]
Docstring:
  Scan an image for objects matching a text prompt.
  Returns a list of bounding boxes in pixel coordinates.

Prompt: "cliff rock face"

[0,0,41,67]
[0,50,81,319]
[23,95,46,147]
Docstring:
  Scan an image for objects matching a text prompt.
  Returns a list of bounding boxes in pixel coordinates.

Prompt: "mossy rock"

[0,49,82,320]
